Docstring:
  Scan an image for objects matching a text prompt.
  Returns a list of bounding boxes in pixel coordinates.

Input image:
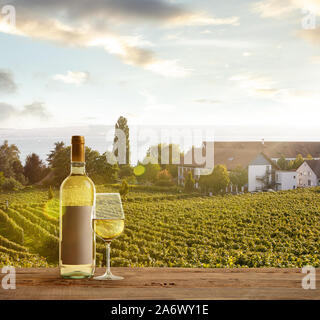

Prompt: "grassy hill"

[0,186,319,268]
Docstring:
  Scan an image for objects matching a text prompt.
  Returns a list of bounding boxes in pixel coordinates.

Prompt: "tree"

[184,171,195,192]
[12,159,26,184]
[0,172,5,189]
[306,154,313,160]
[199,164,230,195]
[113,116,130,165]
[48,186,54,200]
[156,169,173,187]
[47,144,70,185]
[165,164,178,179]
[229,166,248,188]
[290,154,304,169]
[47,142,118,185]
[212,165,230,194]
[1,177,23,191]
[0,140,26,184]
[84,147,102,177]
[119,180,129,199]
[118,164,134,179]
[88,151,118,184]
[47,142,65,167]
[277,155,289,170]
[136,160,161,184]
[24,153,46,184]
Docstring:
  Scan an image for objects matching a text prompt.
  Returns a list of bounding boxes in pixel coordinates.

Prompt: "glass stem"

[106,242,111,275]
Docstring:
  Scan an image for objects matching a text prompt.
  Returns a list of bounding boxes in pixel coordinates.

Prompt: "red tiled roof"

[179,141,320,170]
[304,160,320,178]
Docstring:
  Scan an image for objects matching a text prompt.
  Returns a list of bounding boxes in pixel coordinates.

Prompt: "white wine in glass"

[93,219,124,242]
[93,193,125,280]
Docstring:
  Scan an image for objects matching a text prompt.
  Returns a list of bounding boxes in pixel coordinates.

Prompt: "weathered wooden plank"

[0,268,319,300]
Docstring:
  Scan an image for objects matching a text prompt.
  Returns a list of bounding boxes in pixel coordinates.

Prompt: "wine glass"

[93,193,125,280]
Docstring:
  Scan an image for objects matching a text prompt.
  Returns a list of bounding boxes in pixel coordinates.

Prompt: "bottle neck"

[71,162,86,175]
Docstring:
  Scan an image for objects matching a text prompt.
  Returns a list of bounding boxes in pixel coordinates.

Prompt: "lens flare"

[133,165,145,176]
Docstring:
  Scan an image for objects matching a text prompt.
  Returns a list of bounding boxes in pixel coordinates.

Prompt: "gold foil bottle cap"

[71,136,85,144]
[71,136,85,162]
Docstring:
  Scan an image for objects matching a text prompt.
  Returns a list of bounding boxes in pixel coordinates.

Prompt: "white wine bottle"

[59,136,96,279]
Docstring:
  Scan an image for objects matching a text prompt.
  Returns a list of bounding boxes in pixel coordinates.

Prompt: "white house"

[178,142,320,192]
[248,153,297,192]
[296,160,320,187]
[248,153,279,192]
[275,171,297,191]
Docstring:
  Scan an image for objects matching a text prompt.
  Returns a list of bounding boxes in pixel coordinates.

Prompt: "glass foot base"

[61,271,92,279]
[94,272,123,280]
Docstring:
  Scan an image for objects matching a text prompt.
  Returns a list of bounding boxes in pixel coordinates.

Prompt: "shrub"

[7,208,58,262]
[48,186,54,200]
[0,235,27,252]
[156,179,174,187]
[0,172,5,188]
[184,171,195,193]
[106,183,182,193]
[2,177,24,191]
[125,175,138,185]
[119,180,129,199]
[0,209,24,244]
[156,169,174,187]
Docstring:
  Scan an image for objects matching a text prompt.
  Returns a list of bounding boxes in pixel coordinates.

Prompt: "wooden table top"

[0,267,319,300]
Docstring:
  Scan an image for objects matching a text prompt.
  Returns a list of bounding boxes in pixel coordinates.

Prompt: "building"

[248,153,280,192]
[296,160,320,187]
[178,141,320,190]
[182,141,320,173]
[275,171,297,191]
[213,141,320,170]
[248,153,298,192]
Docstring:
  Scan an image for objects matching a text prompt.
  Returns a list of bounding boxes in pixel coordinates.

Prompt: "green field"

[0,186,319,268]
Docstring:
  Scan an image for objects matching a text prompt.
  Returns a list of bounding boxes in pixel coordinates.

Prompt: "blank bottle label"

[61,206,93,265]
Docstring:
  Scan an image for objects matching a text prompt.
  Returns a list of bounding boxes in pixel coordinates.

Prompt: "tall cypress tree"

[113,116,130,165]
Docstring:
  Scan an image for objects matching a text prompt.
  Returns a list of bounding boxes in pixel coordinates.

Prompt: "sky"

[0,0,320,137]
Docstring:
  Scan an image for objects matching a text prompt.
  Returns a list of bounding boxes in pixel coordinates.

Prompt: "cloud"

[273,88,320,103]
[5,0,184,23]
[53,71,90,85]
[252,0,298,17]
[0,0,238,77]
[0,13,189,77]
[140,89,175,112]
[253,0,320,45]
[200,29,213,34]
[144,59,190,77]
[7,0,239,26]
[169,14,239,27]
[89,35,190,77]
[194,99,222,104]
[229,73,279,97]
[229,71,320,104]
[0,102,16,119]
[0,70,17,94]
[310,55,320,63]
[253,0,320,17]
[20,102,51,120]
[167,37,254,49]
[0,101,51,124]
[298,27,320,45]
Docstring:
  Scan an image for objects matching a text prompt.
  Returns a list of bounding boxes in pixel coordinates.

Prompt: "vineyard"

[0,186,319,268]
